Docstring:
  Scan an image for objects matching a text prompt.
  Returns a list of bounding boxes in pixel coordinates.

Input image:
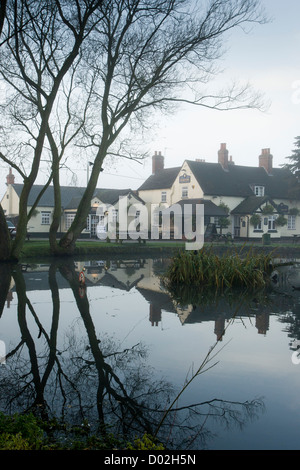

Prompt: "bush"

[0,412,44,450]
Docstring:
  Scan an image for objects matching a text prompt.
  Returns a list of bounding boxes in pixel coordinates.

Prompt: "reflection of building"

[5,258,293,340]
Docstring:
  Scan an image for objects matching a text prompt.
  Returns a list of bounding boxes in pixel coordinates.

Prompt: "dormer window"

[254,185,265,196]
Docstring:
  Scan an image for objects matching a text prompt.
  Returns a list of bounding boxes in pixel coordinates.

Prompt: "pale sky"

[100,0,300,190]
[1,0,300,194]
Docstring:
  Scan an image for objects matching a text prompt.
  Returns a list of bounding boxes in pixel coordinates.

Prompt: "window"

[254,219,262,230]
[254,186,265,196]
[161,191,167,202]
[65,213,75,230]
[288,215,296,230]
[182,186,188,199]
[112,209,118,222]
[214,216,220,227]
[268,215,276,231]
[41,211,51,225]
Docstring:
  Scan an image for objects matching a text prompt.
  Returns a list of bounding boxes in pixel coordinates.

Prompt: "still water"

[1,255,300,450]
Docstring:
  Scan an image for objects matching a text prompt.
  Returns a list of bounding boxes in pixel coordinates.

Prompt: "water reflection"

[1,257,300,449]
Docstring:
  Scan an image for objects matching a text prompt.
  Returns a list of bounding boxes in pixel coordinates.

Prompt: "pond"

[1,255,300,450]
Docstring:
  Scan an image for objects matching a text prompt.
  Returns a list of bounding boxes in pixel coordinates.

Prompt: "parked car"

[6,220,16,238]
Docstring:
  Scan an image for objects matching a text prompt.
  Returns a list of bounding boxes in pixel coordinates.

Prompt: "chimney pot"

[6,168,15,185]
[218,143,229,169]
[152,151,164,175]
[259,148,273,174]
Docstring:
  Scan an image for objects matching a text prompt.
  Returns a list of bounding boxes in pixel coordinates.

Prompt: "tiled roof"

[172,198,228,216]
[12,184,144,208]
[138,167,181,191]
[186,160,295,199]
[138,159,296,199]
[231,196,276,214]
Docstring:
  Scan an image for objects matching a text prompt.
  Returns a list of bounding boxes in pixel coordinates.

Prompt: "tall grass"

[163,246,274,290]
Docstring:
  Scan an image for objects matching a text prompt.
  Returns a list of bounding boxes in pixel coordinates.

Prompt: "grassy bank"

[19,240,186,260]
[13,238,300,261]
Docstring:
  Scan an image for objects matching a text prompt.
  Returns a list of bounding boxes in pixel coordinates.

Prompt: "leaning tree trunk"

[59,152,106,254]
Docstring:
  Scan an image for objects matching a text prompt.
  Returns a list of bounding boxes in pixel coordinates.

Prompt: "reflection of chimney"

[214,318,225,341]
[218,143,229,170]
[149,304,161,326]
[6,291,13,308]
[152,151,164,175]
[255,312,269,335]
[259,148,273,174]
[6,168,15,185]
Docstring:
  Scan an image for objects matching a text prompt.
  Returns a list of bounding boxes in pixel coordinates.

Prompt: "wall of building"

[1,186,20,218]
[170,161,203,204]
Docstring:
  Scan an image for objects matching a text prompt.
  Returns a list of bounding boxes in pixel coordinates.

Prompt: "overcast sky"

[1,0,300,193]
[100,0,300,190]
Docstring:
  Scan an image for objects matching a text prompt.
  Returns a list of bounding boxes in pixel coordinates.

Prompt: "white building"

[138,145,300,241]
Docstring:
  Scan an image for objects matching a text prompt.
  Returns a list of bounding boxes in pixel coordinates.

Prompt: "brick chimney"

[6,167,15,185]
[259,148,273,174]
[218,143,229,169]
[152,151,164,175]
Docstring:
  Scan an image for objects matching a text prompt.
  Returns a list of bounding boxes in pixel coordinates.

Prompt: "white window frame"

[112,209,118,222]
[254,186,265,196]
[288,215,296,230]
[65,213,75,230]
[86,216,90,231]
[268,215,276,231]
[214,216,220,227]
[41,211,51,225]
[161,191,167,202]
[182,186,188,199]
[254,219,262,230]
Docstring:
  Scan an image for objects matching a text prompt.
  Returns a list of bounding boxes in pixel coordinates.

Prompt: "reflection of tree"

[0,263,13,317]
[0,260,266,449]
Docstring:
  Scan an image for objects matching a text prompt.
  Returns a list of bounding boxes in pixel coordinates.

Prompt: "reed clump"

[163,246,273,290]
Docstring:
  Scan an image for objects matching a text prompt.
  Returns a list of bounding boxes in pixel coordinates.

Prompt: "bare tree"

[59,0,267,252]
[0,0,267,259]
[0,0,6,36]
[0,0,104,260]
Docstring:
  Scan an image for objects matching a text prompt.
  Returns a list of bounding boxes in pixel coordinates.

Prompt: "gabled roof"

[187,160,295,199]
[94,188,145,206]
[11,184,144,209]
[138,159,296,199]
[12,184,87,208]
[138,167,180,191]
[231,196,277,215]
[185,160,296,199]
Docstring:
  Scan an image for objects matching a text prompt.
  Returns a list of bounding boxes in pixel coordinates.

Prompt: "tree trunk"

[0,205,12,261]
[49,157,63,256]
[59,151,105,254]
